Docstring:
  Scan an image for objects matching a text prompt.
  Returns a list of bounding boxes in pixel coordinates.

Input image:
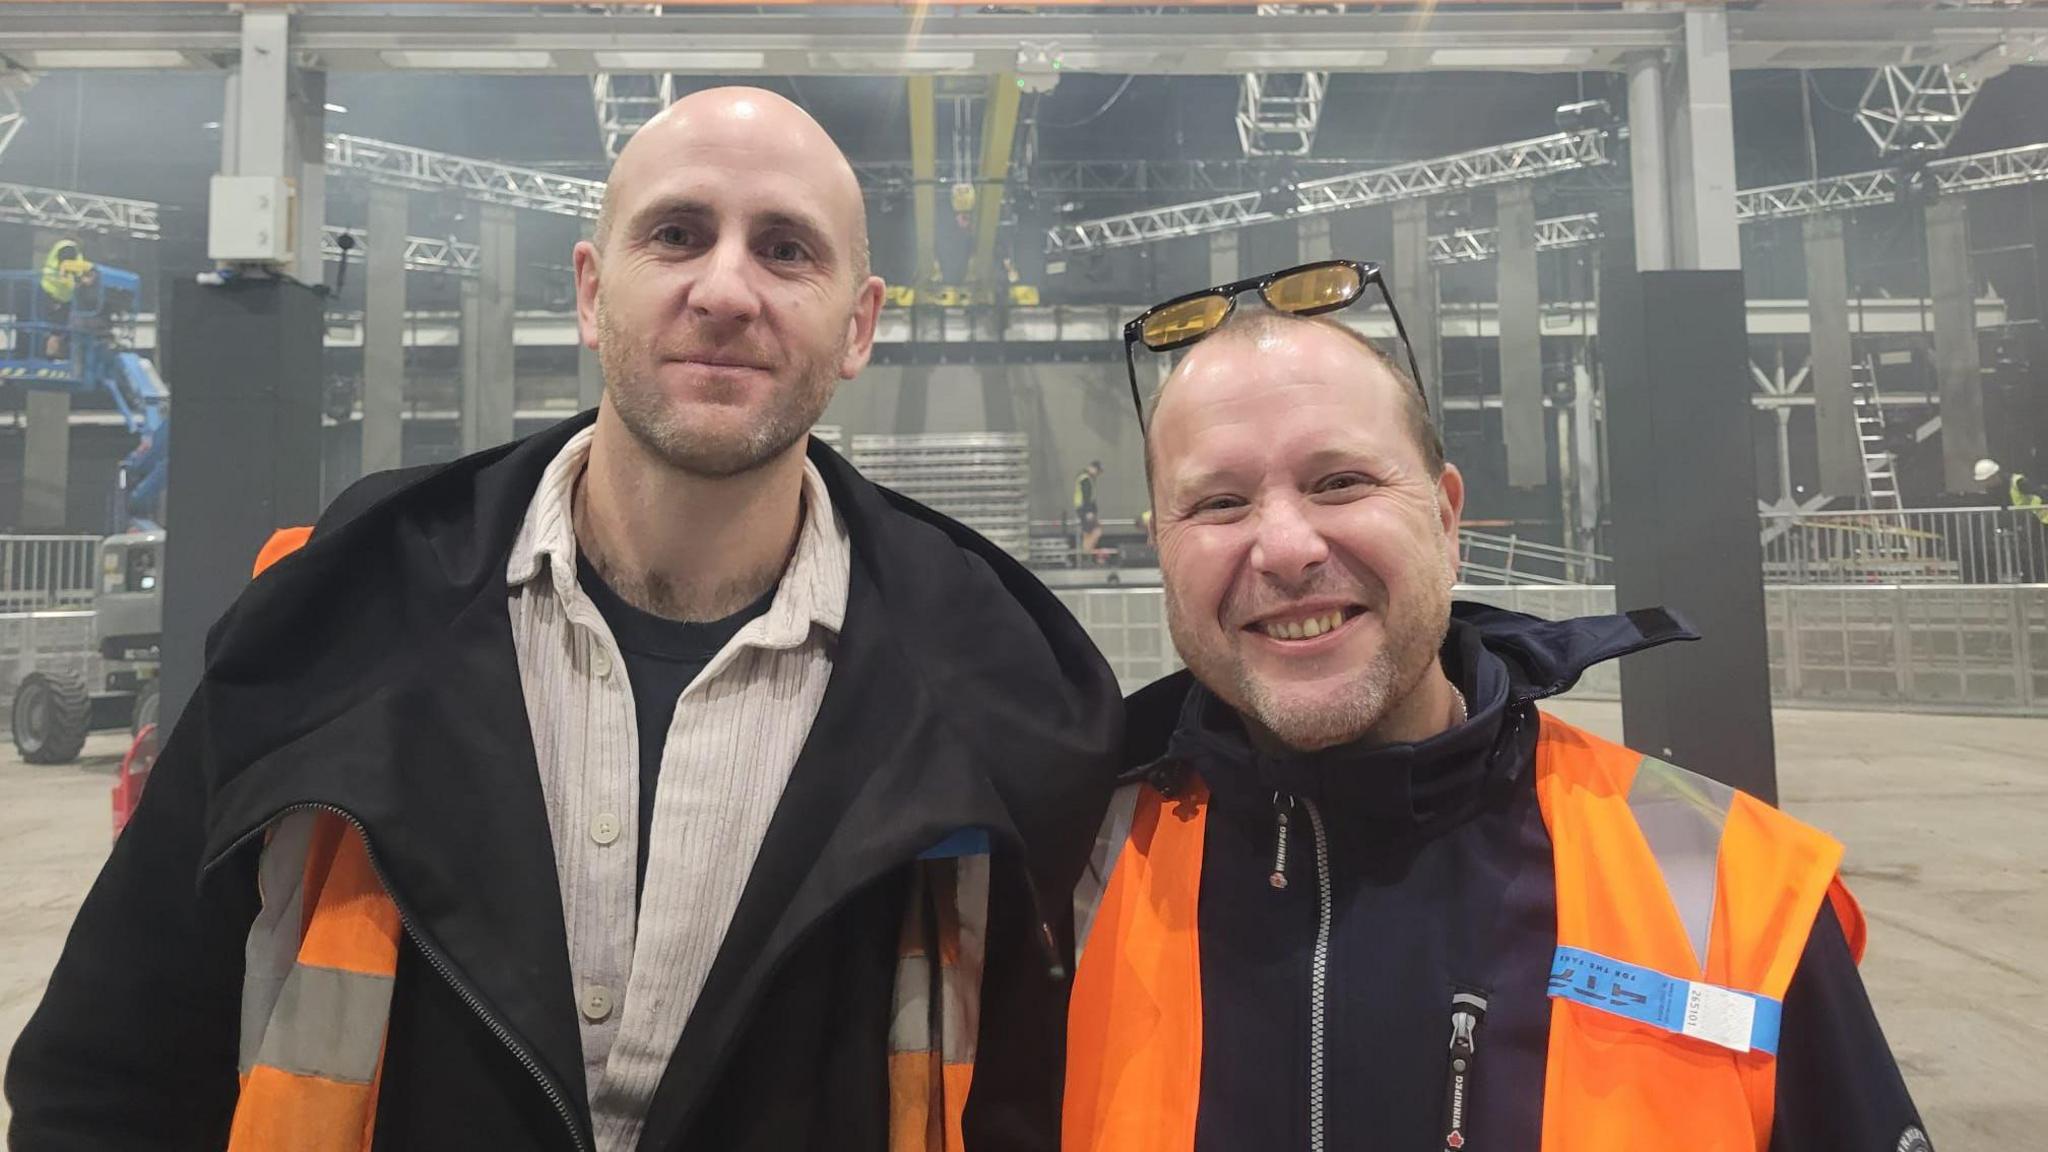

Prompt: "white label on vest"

[1682,982,1757,1052]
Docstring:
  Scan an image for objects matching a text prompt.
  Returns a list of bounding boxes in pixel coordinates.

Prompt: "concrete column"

[1627,7,1741,273]
[577,222,605,411]
[1926,198,1989,492]
[361,185,407,474]
[1803,215,1863,498]
[1612,10,1771,797]
[459,277,483,454]
[1297,215,1334,264]
[1391,200,1442,416]
[220,11,324,284]
[474,204,519,450]
[1497,184,1545,488]
[21,228,70,530]
[21,391,71,530]
[1627,53,1672,272]
[290,69,326,287]
[1208,229,1239,285]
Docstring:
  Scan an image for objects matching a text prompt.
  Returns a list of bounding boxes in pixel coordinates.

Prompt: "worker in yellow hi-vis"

[39,238,97,359]
[1978,458,2048,527]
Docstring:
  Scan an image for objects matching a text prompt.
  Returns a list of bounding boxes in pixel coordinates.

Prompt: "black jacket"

[1125,603,1928,1152]
[7,413,1123,1152]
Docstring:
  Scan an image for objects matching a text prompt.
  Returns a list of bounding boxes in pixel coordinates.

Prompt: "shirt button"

[580,984,614,1023]
[592,645,614,679]
[590,812,620,846]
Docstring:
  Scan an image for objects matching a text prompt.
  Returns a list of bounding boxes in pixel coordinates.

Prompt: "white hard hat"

[1973,458,2002,483]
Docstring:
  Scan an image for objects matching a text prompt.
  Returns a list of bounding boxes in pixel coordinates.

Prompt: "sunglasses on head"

[1120,258,1427,432]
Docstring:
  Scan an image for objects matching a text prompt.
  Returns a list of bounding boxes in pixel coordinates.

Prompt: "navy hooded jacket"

[1121,602,1930,1152]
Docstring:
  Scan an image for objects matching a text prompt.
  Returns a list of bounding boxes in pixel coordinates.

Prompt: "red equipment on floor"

[112,723,157,838]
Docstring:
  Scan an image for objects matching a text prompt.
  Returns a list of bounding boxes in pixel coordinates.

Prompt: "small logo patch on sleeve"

[1896,1126,1931,1152]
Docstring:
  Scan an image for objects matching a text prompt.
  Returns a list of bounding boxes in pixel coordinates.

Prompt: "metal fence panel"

[1059,582,2048,715]
[1758,507,2048,585]
[0,536,102,613]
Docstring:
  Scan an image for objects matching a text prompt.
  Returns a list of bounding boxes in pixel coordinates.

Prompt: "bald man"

[8,88,1122,1152]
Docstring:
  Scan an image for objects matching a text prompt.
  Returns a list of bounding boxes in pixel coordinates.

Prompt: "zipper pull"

[1440,990,1489,1152]
[1268,793,1294,890]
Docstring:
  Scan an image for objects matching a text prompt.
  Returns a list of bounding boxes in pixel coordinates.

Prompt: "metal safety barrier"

[1757,506,2048,586]
[1059,582,2048,715]
[0,536,101,613]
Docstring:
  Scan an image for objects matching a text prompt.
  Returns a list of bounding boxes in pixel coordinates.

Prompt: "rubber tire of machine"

[13,671,92,765]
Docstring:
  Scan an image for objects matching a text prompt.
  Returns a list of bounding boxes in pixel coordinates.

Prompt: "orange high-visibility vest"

[229,521,982,1151]
[1065,711,1865,1152]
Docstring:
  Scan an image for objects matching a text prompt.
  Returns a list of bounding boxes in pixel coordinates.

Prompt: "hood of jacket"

[1124,599,1697,789]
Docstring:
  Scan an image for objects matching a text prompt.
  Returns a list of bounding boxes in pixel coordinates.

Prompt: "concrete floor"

[2,710,2043,1146]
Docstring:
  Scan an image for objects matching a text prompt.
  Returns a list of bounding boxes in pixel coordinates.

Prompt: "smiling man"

[9,88,1121,1152]
[1064,280,1928,1152]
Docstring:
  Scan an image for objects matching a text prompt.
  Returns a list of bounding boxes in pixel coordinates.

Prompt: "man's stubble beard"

[596,290,846,479]
[1165,544,1455,753]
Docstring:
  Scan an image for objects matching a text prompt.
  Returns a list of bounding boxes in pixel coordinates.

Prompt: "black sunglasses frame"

[1120,258,1427,432]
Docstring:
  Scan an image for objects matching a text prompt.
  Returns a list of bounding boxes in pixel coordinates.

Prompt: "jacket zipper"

[1440,989,1488,1152]
[1268,794,1294,890]
[1301,796,1333,1152]
[209,804,591,1152]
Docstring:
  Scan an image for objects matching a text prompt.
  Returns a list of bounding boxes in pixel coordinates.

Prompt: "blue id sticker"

[1547,945,1782,1056]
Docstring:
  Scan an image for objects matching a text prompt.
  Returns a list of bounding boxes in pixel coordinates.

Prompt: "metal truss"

[592,70,675,163]
[0,179,159,238]
[1237,71,1329,158]
[0,73,29,164]
[1048,128,1611,253]
[1430,212,1603,266]
[590,6,674,163]
[1736,141,2048,225]
[1430,142,2048,266]
[325,133,604,221]
[1046,189,1274,253]
[322,226,480,275]
[1236,4,1341,158]
[1857,64,1980,156]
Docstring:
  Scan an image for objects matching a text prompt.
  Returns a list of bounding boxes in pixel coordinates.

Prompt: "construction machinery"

[9,529,162,764]
[0,258,171,531]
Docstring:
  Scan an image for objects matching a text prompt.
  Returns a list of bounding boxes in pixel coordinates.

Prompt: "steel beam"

[908,76,938,288]
[6,8,2042,75]
[968,75,1024,289]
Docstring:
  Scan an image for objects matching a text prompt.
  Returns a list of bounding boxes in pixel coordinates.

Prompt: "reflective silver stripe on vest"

[888,855,989,1065]
[1074,784,1142,964]
[248,963,397,1084]
[239,811,315,1075]
[1626,756,1735,973]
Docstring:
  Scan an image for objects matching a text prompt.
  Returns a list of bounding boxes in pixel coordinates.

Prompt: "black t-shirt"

[576,555,775,894]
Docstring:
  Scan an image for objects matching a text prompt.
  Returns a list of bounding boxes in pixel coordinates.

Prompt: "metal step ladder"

[1235,5,1337,157]
[1852,356,1903,513]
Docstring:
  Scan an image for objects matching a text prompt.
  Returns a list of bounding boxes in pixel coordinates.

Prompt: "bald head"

[596,86,869,280]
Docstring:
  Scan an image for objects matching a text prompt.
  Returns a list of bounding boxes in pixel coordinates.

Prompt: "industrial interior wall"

[821,362,1149,525]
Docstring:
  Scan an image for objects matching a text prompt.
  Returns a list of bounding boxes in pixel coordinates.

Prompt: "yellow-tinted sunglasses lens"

[1265,264,1363,315]
[1141,294,1232,350]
